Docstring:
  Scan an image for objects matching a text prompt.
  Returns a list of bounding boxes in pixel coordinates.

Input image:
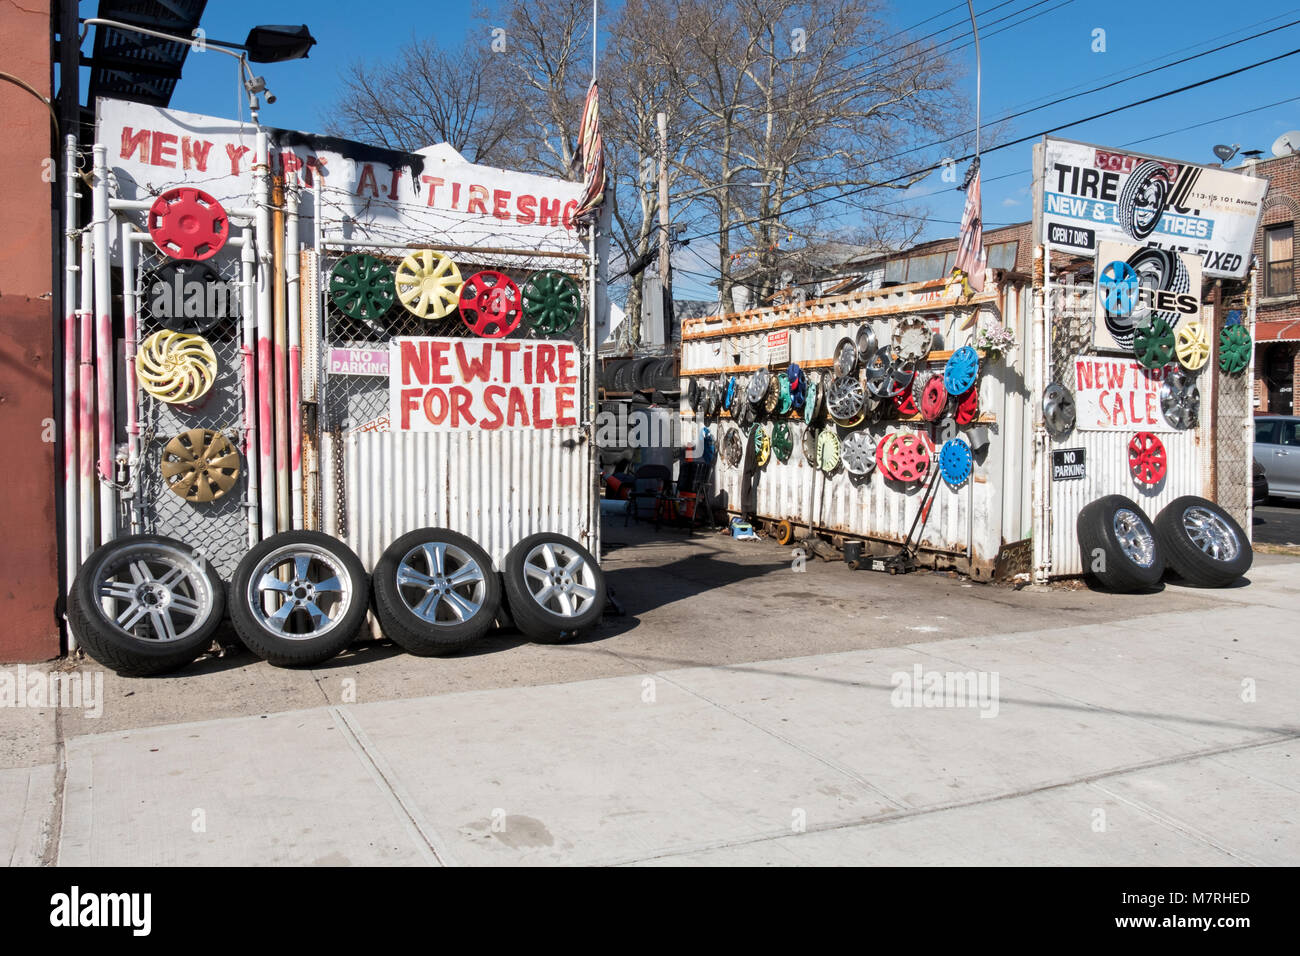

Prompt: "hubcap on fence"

[1182,507,1239,562]
[521,542,597,618]
[396,543,486,624]
[248,546,351,638]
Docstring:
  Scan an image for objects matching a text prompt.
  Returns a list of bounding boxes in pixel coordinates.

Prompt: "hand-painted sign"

[1073,356,1181,432]
[96,98,584,255]
[1093,241,1202,353]
[1042,138,1268,279]
[390,337,580,431]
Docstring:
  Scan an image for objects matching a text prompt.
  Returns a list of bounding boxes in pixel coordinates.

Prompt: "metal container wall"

[321,427,593,571]
[683,279,1032,575]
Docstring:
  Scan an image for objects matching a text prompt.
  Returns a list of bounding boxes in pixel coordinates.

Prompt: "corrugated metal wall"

[322,428,593,571]
[683,279,1032,573]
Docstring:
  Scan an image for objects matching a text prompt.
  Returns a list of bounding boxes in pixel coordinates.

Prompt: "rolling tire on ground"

[1154,496,1252,587]
[1077,495,1164,592]
[229,531,369,667]
[69,534,225,676]
[502,533,605,644]
[371,528,502,656]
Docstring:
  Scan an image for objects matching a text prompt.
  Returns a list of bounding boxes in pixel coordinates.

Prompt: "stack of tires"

[70,529,605,676]
[1077,495,1251,592]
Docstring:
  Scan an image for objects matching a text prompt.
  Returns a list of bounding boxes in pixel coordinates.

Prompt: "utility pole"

[657,110,671,349]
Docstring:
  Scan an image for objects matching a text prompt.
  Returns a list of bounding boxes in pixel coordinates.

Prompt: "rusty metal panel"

[322,427,592,572]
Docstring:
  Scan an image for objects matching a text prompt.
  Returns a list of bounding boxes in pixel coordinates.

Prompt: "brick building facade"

[1250,151,1300,415]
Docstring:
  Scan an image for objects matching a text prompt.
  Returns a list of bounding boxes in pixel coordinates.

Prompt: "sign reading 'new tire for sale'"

[391,337,580,431]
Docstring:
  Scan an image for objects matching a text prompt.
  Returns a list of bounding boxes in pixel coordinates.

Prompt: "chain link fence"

[132,240,250,578]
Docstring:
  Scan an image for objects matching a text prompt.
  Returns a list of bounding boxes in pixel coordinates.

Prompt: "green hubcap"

[329,253,395,323]
[1218,324,1251,374]
[772,421,793,461]
[522,270,582,334]
[1133,317,1175,369]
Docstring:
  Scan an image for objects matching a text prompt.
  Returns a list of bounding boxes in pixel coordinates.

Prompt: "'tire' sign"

[390,337,580,431]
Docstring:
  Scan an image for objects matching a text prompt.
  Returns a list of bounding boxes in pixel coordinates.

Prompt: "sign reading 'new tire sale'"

[391,337,580,431]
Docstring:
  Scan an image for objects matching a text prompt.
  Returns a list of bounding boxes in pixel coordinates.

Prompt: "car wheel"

[1154,496,1252,587]
[229,531,369,667]
[371,528,501,656]
[1077,495,1164,592]
[502,533,605,644]
[69,534,225,676]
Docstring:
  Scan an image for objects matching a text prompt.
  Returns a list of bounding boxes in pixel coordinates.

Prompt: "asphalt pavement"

[2,520,1297,866]
[1254,498,1300,547]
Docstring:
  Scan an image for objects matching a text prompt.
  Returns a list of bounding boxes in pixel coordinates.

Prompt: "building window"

[1265,223,1293,297]
[987,241,1018,271]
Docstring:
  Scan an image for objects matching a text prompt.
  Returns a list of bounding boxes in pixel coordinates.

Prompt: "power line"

[679,44,1300,247]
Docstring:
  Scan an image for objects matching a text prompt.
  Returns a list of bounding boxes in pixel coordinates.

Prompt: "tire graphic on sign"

[1104,247,1189,349]
[1117,160,1174,241]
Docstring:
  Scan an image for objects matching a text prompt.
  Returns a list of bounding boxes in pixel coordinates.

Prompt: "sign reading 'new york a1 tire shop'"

[1040,137,1268,279]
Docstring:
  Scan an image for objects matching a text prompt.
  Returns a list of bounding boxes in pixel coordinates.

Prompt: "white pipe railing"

[286,186,304,529]
[62,136,79,602]
[92,145,115,543]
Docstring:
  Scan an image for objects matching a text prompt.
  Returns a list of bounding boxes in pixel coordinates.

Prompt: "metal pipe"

[78,233,96,565]
[109,198,259,221]
[254,127,276,539]
[62,136,79,596]
[320,234,589,261]
[286,186,304,529]
[92,145,115,543]
[121,220,141,534]
[239,225,260,547]
[272,176,290,531]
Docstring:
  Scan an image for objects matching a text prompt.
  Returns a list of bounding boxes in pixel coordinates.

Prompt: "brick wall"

[1250,153,1300,415]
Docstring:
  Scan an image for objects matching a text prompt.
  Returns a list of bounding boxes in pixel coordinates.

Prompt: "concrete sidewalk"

[6,559,1297,866]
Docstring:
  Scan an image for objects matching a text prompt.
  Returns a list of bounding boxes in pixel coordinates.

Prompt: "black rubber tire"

[602,359,630,390]
[1154,496,1252,587]
[611,360,636,392]
[502,533,605,644]
[371,528,501,656]
[68,534,225,676]
[653,356,678,392]
[1118,160,1172,241]
[630,356,659,391]
[1077,495,1164,592]
[229,531,369,667]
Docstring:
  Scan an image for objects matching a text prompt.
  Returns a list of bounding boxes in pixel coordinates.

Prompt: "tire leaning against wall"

[69,534,226,676]
[1076,495,1165,592]
[1154,496,1252,588]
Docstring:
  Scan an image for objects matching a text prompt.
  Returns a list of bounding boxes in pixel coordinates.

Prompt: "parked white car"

[1254,415,1300,500]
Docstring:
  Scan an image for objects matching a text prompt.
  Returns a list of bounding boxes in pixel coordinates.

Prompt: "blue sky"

[84,0,1300,299]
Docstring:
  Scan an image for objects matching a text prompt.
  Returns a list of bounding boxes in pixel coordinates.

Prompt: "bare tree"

[326,40,525,166]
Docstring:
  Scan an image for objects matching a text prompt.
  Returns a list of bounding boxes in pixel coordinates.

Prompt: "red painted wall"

[0,0,60,661]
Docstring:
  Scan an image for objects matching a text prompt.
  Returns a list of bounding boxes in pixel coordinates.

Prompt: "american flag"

[953,163,986,294]
[571,80,606,226]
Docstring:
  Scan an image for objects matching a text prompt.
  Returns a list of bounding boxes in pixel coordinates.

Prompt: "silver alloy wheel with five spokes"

[396,541,487,624]
[521,541,598,618]
[246,544,353,639]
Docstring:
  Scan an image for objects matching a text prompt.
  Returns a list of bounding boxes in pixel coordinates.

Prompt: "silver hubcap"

[94,543,210,642]
[522,542,597,618]
[248,546,351,639]
[1113,509,1156,568]
[1182,507,1239,561]
[396,542,486,625]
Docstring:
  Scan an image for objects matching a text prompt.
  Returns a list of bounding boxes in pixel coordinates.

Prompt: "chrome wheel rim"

[521,542,598,618]
[247,545,352,639]
[1113,509,1156,567]
[396,542,487,624]
[1182,507,1239,562]
[93,542,212,643]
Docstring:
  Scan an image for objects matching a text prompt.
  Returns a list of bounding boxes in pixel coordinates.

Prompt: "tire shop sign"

[391,337,580,431]
[1073,356,1179,432]
[1041,137,1268,278]
[1093,240,1202,353]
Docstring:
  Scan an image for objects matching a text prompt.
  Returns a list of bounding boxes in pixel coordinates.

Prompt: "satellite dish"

[1272,131,1300,157]
[1213,144,1239,163]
